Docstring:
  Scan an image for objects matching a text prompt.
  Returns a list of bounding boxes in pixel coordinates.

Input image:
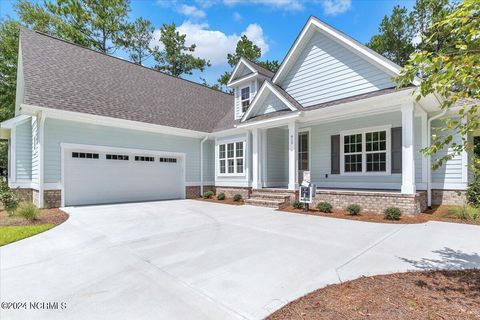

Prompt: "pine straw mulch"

[0,207,69,226]
[195,197,245,205]
[268,269,480,320]
[279,205,480,225]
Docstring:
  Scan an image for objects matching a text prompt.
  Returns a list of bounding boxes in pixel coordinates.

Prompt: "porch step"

[250,193,290,200]
[245,198,288,209]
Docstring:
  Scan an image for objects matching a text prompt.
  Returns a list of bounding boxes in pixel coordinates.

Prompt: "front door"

[298,131,309,184]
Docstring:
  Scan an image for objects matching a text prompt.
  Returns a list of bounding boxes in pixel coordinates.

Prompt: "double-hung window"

[341,127,389,174]
[218,141,245,175]
[241,86,250,113]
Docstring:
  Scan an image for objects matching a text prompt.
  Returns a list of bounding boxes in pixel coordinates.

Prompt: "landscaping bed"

[268,269,480,320]
[279,205,480,225]
[196,197,244,205]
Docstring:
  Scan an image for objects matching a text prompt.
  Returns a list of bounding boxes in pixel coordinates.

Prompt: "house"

[0,17,470,214]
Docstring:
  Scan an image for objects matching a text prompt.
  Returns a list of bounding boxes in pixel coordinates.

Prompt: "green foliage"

[203,191,214,199]
[467,158,480,207]
[217,192,225,200]
[0,179,19,216]
[346,204,361,215]
[316,201,332,213]
[448,205,480,221]
[384,207,402,220]
[233,194,242,202]
[0,224,54,246]
[152,23,210,77]
[257,59,280,73]
[117,17,154,65]
[0,19,19,124]
[292,199,304,209]
[18,202,40,221]
[397,0,480,168]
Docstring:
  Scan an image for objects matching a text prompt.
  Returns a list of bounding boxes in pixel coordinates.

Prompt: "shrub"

[203,191,214,199]
[18,202,40,221]
[346,204,361,215]
[217,193,225,200]
[384,207,401,221]
[292,199,304,209]
[316,202,332,213]
[233,194,242,202]
[0,179,19,216]
[448,206,480,221]
[467,158,480,207]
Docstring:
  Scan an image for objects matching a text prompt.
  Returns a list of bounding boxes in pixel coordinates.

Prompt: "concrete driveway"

[1,200,479,320]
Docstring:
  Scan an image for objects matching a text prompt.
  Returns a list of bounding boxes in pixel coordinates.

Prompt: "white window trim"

[240,85,251,114]
[216,139,246,177]
[340,125,392,176]
[298,128,311,172]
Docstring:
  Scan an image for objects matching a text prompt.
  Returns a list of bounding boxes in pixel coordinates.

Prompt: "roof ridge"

[19,27,233,97]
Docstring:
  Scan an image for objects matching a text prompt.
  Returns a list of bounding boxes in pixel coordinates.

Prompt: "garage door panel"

[64,149,184,206]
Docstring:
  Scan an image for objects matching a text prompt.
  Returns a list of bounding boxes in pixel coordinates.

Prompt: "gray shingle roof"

[20,28,234,133]
[244,59,275,79]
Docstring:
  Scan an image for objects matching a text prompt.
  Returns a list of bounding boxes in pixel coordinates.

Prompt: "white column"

[288,121,298,190]
[251,128,261,189]
[401,104,416,194]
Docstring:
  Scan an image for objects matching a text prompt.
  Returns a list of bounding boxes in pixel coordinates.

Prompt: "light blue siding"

[215,133,249,187]
[281,32,395,107]
[266,128,288,185]
[255,91,289,116]
[414,116,424,184]
[431,120,464,184]
[15,120,32,181]
[203,140,215,183]
[43,118,204,184]
[234,80,258,119]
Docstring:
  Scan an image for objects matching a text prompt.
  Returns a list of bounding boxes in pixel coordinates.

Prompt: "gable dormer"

[227,58,274,120]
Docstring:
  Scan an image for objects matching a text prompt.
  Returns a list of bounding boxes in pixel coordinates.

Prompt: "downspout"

[200,135,209,196]
[38,112,45,208]
[427,108,447,208]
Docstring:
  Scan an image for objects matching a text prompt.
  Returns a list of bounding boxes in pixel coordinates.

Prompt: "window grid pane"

[219,145,225,159]
[235,142,243,157]
[227,143,234,158]
[344,154,362,172]
[236,159,243,173]
[227,159,235,173]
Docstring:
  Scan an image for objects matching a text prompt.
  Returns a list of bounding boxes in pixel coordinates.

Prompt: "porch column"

[251,128,262,189]
[288,121,298,190]
[401,103,416,194]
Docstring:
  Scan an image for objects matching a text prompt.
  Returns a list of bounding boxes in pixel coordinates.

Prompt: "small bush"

[0,179,19,216]
[18,202,40,221]
[292,199,304,209]
[316,202,332,213]
[233,194,242,202]
[448,206,480,221]
[384,207,401,221]
[346,204,361,215]
[217,193,225,200]
[203,191,214,199]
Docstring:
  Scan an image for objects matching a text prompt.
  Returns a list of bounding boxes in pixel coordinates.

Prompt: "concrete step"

[244,198,287,209]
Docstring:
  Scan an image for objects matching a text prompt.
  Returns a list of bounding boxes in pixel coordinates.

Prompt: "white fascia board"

[273,16,418,85]
[227,58,258,85]
[1,114,30,129]
[228,72,259,87]
[236,112,302,129]
[20,104,208,138]
[241,81,298,122]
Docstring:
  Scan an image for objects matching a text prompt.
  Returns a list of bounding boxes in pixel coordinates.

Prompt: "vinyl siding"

[31,116,39,184]
[234,80,258,119]
[15,120,32,181]
[215,133,249,187]
[266,128,288,185]
[414,116,424,184]
[43,118,204,184]
[281,32,395,107]
[431,119,465,184]
[255,91,289,116]
[203,139,215,183]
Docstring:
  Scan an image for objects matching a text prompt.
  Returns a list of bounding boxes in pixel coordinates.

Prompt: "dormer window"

[241,86,250,112]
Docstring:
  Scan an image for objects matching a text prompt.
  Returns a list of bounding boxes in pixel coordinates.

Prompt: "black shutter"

[391,127,402,174]
[331,134,340,174]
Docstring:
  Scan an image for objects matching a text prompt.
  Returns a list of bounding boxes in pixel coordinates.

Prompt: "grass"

[0,224,54,246]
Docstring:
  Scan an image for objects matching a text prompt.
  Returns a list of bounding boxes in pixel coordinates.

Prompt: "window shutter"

[391,127,402,174]
[331,135,340,174]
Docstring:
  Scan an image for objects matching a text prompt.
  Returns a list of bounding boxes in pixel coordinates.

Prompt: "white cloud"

[320,0,351,16]
[151,21,269,66]
[233,12,242,22]
[177,4,206,19]
[223,0,303,11]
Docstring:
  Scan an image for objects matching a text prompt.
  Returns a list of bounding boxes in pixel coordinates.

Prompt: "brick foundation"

[432,189,466,206]
[215,187,252,199]
[44,190,61,208]
[185,185,215,199]
[310,190,428,215]
[12,188,34,202]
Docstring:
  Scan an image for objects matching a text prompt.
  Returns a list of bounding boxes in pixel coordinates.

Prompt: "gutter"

[200,135,209,196]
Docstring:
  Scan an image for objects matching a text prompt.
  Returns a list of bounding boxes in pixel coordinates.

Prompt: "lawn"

[0,224,54,246]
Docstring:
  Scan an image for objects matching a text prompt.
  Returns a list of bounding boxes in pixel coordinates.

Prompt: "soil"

[280,205,480,225]
[196,197,245,205]
[268,269,480,320]
[0,207,69,226]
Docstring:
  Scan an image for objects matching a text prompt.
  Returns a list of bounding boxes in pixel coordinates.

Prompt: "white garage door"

[64,147,185,206]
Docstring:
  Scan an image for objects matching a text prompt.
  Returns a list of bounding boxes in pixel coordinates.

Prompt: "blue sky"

[0,0,415,85]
